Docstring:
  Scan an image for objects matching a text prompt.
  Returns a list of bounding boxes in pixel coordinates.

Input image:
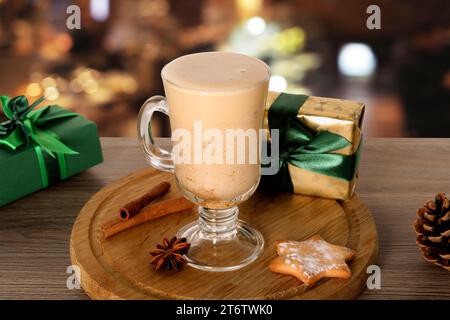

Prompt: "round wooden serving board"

[70,167,378,300]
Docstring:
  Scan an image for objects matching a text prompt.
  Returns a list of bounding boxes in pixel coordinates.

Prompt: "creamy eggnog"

[162,52,270,207]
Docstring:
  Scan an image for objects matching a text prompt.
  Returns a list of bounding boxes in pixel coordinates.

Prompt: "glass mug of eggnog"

[138,52,270,271]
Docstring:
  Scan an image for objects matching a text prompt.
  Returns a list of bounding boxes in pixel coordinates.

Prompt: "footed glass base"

[176,206,264,272]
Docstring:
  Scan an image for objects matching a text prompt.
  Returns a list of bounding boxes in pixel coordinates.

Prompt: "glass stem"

[198,206,239,240]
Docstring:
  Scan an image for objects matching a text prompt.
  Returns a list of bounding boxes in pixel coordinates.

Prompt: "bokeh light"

[246,17,266,36]
[26,83,42,97]
[44,86,60,100]
[90,0,110,22]
[269,75,288,92]
[338,43,377,77]
[42,76,57,88]
[273,27,305,54]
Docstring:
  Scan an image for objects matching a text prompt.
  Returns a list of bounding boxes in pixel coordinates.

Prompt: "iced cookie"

[269,234,356,286]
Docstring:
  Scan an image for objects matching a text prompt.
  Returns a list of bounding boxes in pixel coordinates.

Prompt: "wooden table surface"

[1,137,449,300]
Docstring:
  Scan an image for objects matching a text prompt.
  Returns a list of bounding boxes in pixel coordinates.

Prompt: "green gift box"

[0,96,103,206]
[262,91,364,200]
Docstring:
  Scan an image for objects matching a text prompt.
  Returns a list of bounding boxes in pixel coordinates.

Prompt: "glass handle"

[137,95,174,172]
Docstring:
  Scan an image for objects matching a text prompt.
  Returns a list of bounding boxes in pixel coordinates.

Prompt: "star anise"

[150,236,190,271]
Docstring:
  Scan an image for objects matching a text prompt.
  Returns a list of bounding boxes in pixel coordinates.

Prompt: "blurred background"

[0,0,449,137]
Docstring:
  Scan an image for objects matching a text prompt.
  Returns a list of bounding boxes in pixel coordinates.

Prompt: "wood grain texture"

[1,138,450,299]
[70,167,377,300]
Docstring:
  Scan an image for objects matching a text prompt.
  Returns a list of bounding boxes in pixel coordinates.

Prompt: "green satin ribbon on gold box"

[262,91,365,200]
[0,95,103,206]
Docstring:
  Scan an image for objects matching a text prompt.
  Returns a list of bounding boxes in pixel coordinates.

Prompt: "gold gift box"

[264,91,365,200]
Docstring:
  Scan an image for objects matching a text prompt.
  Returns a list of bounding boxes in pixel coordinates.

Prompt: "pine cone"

[413,193,450,271]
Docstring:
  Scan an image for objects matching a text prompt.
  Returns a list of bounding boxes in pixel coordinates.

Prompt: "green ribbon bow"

[0,95,79,187]
[263,93,360,192]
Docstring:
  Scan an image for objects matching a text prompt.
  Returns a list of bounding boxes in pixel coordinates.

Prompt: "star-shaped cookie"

[269,235,356,286]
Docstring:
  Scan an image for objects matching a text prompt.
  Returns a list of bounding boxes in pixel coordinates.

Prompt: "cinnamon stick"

[103,197,193,239]
[119,181,171,220]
